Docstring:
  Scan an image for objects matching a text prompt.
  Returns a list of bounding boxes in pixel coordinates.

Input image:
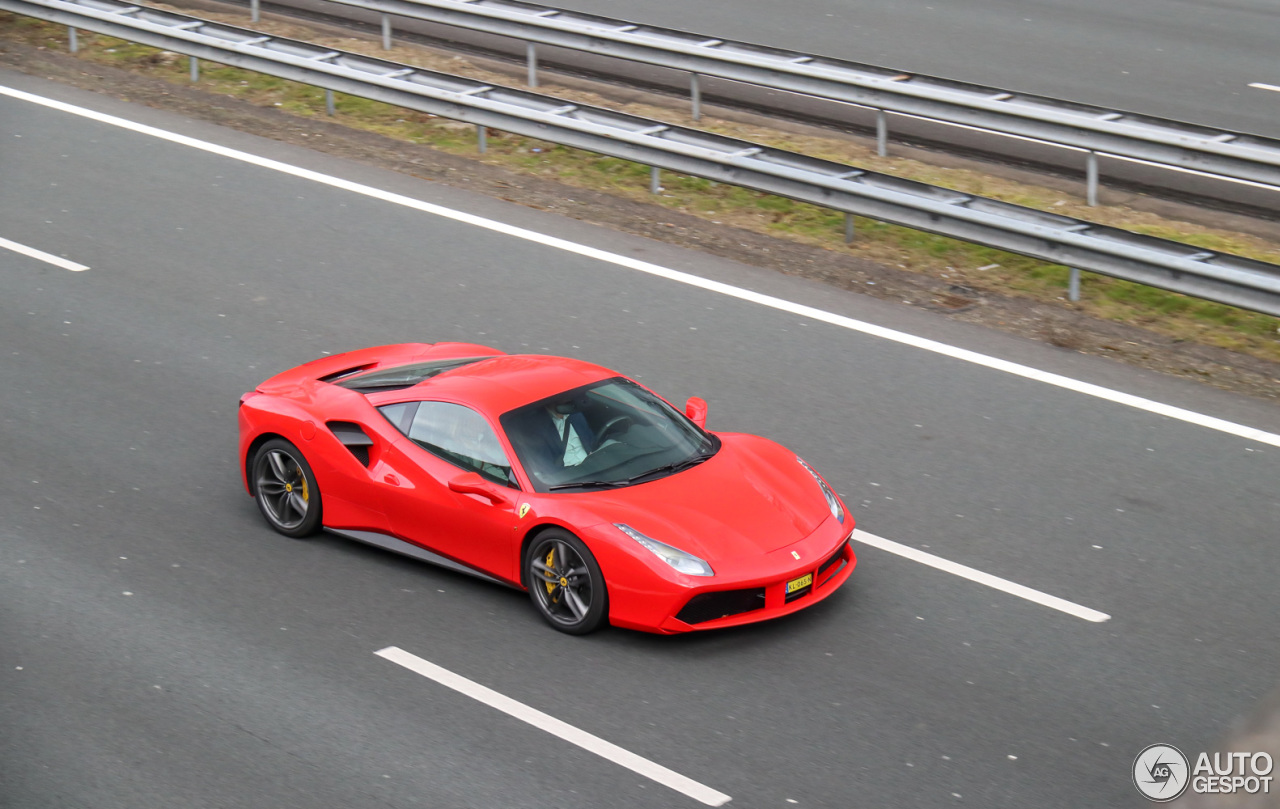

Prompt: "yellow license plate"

[786,573,813,594]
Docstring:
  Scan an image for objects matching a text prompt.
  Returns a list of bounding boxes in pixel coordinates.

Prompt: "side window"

[377,402,417,434]
[406,402,516,488]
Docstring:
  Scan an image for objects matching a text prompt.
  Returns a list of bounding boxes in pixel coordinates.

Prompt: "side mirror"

[684,397,708,429]
[448,472,510,505]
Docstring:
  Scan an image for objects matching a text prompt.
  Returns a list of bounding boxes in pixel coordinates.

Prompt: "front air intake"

[676,588,766,625]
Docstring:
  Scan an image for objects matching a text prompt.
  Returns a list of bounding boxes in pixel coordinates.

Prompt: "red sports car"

[238,343,856,634]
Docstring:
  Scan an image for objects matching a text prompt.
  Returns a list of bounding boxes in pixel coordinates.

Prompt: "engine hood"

[572,434,834,560]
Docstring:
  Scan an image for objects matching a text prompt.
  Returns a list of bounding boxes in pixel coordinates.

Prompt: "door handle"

[383,473,401,486]
[448,472,511,505]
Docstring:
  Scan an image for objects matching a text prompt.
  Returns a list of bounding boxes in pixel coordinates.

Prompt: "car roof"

[381,354,619,415]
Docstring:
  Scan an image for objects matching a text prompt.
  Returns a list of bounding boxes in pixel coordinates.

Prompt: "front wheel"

[524,529,608,635]
[251,438,322,538]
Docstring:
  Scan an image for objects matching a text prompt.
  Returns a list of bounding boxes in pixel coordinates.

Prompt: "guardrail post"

[189,56,199,82]
[68,26,77,52]
[1086,151,1099,206]
[250,0,259,23]
[1069,267,1081,301]
[325,89,335,116]
[690,72,701,121]
[650,167,661,194]
[381,14,392,50]
[844,213,855,244]
[875,109,888,157]
[477,125,487,153]
[526,42,538,87]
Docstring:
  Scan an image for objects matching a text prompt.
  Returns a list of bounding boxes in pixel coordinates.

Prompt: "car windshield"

[499,378,718,493]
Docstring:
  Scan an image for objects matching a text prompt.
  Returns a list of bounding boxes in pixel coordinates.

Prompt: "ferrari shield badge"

[518,503,531,519]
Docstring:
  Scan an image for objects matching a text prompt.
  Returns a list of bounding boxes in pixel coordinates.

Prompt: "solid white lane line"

[1248,83,1280,93]
[852,529,1110,623]
[374,646,733,807]
[0,235,89,271]
[4,85,1277,453]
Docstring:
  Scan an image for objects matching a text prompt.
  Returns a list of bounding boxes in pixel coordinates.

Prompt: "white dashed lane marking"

[375,646,733,806]
[852,529,1110,622]
[0,235,88,271]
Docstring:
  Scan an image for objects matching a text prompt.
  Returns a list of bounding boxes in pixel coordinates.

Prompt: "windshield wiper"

[627,449,716,484]
[548,479,629,491]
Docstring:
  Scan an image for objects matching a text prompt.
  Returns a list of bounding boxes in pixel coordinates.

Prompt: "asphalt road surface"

[543,0,1280,138]
[3,69,1280,808]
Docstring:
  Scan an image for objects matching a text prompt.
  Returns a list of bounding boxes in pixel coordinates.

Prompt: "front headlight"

[614,523,714,577]
[797,458,845,524]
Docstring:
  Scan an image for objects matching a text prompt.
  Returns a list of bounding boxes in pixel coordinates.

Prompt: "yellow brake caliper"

[545,548,558,599]
[298,466,309,502]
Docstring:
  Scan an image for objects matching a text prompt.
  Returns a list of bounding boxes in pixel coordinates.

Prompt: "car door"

[377,400,522,583]
[309,412,407,534]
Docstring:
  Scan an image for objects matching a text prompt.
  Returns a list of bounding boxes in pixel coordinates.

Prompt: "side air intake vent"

[327,421,374,466]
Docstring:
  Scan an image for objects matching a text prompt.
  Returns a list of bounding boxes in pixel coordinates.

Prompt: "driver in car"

[546,401,595,467]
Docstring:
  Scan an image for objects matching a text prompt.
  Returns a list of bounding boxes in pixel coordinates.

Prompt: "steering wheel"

[595,416,634,448]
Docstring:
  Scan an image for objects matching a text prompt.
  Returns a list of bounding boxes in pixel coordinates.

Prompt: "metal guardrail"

[7,0,1280,317]
[314,0,1280,203]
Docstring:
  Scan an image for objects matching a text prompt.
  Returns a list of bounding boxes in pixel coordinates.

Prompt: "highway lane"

[543,0,1280,138]
[3,72,1280,808]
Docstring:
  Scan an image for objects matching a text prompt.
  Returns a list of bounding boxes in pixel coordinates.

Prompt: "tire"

[524,529,608,635]
[251,438,322,538]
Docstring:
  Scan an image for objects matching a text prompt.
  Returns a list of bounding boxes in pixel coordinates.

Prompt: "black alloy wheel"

[252,438,322,538]
[525,529,608,634]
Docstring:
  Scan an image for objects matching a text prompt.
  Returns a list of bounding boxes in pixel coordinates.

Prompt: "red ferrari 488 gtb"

[239,343,856,634]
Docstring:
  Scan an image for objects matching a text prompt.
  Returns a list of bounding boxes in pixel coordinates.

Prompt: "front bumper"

[658,537,856,632]
[604,518,857,633]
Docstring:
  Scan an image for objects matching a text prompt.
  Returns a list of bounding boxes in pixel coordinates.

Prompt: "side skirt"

[326,528,512,588]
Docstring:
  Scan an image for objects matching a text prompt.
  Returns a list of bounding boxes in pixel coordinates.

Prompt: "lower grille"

[783,582,812,603]
[818,540,848,577]
[677,588,766,625]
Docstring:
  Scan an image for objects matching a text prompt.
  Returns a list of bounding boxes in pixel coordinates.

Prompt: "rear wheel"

[524,529,608,634]
[251,438,322,538]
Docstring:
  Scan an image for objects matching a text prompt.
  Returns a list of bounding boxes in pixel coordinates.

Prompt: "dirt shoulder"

[3,38,1278,403]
